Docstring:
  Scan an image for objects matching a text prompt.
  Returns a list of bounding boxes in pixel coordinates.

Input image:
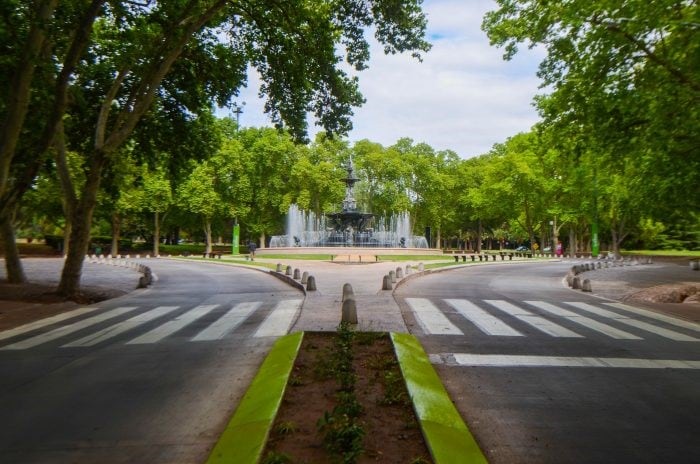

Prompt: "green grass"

[621,249,700,258]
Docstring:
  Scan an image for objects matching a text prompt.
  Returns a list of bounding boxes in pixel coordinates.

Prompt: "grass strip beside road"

[206,332,304,464]
[391,332,487,464]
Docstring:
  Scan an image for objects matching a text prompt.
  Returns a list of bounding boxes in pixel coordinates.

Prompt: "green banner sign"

[591,222,599,257]
[232,224,240,255]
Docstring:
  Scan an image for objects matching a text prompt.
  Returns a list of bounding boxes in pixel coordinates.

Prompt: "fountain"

[268,157,429,250]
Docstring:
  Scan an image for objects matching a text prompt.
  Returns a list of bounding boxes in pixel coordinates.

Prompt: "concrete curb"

[206,331,486,463]
[391,332,488,464]
[205,332,304,464]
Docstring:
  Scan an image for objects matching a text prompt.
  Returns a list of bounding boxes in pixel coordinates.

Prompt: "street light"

[231,101,245,131]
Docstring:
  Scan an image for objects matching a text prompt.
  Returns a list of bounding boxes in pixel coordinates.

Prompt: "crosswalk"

[0,299,303,350]
[405,298,700,342]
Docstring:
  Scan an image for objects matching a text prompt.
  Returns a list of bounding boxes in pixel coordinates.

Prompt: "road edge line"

[391,332,488,464]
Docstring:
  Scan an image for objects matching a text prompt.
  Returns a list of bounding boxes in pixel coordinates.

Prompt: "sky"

[223,0,546,159]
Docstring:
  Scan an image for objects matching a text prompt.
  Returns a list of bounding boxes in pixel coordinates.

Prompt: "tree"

[483,0,700,224]
[236,127,299,247]
[30,0,429,298]
[177,163,224,255]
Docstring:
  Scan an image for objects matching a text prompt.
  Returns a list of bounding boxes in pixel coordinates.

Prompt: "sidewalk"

[267,259,425,333]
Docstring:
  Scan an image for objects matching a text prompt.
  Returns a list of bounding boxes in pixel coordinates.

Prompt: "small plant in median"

[316,322,366,463]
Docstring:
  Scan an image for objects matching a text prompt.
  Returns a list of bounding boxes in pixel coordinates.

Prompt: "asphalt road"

[0,259,303,463]
[395,261,700,464]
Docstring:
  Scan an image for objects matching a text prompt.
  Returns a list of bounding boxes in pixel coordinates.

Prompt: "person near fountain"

[248,240,257,260]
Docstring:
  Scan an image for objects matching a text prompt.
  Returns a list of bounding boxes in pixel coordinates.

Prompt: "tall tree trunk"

[204,219,212,254]
[259,232,266,249]
[0,209,26,283]
[57,155,105,299]
[153,211,160,257]
[570,227,578,256]
[63,219,72,257]
[436,228,441,250]
[476,219,482,253]
[111,212,120,257]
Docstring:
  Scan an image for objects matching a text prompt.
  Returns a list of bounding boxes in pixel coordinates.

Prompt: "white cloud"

[226,0,546,158]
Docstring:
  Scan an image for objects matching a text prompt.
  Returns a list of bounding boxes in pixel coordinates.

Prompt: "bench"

[202,252,223,259]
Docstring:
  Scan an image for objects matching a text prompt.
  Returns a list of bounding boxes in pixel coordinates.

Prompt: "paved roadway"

[0,259,303,463]
[395,261,700,463]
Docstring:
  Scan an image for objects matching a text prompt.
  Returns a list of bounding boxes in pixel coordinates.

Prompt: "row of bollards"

[565,256,653,292]
[276,263,316,291]
[84,254,154,288]
[382,263,424,291]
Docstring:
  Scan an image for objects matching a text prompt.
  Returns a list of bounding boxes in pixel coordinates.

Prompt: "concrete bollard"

[342,283,354,302]
[566,273,574,287]
[690,260,700,271]
[306,275,317,291]
[572,276,581,289]
[396,267,403,278]
[389,270,396,283]
[301,271,309,284]
[382,274,393,290]
[285,265,292,276]
[293,268,301,280]
[582,279,592,292]
[276,263,283,272]
[405,265,412,275]
[418,263,424,272]
[341,297,358,324]
[596,262,602,269]
[138,276,149,288]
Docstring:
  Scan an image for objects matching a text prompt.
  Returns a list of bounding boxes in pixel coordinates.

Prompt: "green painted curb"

[391,332,488,464]
[206,331,304,464]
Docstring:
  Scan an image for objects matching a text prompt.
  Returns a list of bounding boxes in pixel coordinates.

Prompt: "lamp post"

[231,101,245,131]
[230,101,244,255]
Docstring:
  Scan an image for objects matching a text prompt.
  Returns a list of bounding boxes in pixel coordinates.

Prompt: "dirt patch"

[0,282,127,331]
[624,282,700,304]
[262,331,432,463]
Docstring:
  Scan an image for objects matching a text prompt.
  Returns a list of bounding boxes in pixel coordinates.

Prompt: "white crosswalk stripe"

[444,299,522,336]
[445,354,700,369]
[254,299,304,337]
[405,298,463,335]
[63,306,182,347]
[565,302,699,342]
[0,307,99,342]
[484,300,583,338]
[126,305,218,344]
[525,301,642,340]
[604,302,700,333]
[191,301,262,341]
[0,299,308,349]
[1,307,139,350]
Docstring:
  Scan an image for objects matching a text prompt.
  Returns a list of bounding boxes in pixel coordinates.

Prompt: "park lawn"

[621,249,700,258]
